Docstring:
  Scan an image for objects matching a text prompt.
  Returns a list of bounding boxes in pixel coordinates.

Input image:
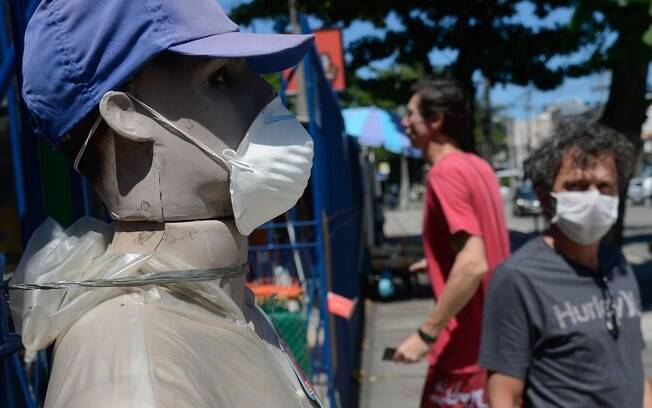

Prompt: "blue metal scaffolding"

[295,16,366,407]
[247,21,367,404]
[1,1,52,406]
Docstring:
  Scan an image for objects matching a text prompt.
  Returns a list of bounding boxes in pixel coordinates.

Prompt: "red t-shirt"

[422,151,509,373]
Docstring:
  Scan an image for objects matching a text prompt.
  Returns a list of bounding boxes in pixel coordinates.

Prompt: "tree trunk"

[601,52,649,150]
[451,62,477,154]
[600,6,651,248]
[460,78,477,154]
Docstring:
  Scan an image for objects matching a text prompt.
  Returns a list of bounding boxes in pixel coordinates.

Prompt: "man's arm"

[488,372,524,408]
[394,233,488,363]
[420,233,488,335]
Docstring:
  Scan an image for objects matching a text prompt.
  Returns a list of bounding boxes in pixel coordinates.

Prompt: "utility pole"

[523,87,537,231]
[482,76,493,164]
[524,87,532,154]
[591,71,610,107]
[289,0,308,121]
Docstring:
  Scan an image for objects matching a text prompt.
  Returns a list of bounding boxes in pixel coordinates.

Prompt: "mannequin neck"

[110,218,248,307]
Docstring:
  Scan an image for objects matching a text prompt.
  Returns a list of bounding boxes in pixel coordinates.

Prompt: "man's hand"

[408,258,427,273]
[393,332,430,363]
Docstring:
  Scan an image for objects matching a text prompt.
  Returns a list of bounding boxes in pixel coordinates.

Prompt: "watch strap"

[417,327,437,344]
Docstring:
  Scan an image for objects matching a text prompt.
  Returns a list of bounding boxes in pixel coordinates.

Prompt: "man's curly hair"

[524,119,635,197]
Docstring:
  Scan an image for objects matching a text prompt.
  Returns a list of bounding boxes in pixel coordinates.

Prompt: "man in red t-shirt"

[394,79,510,408]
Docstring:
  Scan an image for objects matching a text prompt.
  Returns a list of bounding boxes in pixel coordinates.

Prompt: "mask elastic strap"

[125,92,234,170]
[73,115,103,172]
[222,149,254,172]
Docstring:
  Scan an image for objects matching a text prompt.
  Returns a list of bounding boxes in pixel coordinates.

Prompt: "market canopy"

[342,106,420,157]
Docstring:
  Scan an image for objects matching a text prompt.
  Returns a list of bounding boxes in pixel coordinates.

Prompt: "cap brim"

[169,32,315,74]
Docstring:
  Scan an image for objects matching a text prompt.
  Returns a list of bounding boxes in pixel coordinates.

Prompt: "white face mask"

[551,190,619,245]
[75,95,314,236]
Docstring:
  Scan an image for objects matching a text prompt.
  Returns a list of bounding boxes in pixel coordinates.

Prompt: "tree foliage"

[232,0,652,247]
[233,0,652,245]
[231,0,587,152]
[233,1,579,85]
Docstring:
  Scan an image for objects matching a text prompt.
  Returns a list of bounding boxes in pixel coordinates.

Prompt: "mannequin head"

[60,53,275,222]
[23,0,314,227]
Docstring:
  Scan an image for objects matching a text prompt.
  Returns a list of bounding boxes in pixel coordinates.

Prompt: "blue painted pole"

[0,258,17,408]
[69,167,94,219]
[12,354,35,408]
[2,3,47,407]
[0,49,15,98]
[80,177,92,216]
[299,15,338,407]
[8,0,46,242]
[0,5,29,250]
[33,351,42,404]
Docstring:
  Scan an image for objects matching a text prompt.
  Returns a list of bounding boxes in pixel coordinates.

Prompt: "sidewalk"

[359,299,430,408]
[359,208,434,408]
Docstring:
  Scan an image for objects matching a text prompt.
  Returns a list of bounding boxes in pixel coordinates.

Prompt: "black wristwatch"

[417,327,437,344]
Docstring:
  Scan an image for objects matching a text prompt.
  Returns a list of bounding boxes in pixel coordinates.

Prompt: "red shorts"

[420,365,488,408]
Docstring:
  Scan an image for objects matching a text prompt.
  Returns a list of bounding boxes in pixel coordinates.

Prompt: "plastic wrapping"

[10,217,318,407]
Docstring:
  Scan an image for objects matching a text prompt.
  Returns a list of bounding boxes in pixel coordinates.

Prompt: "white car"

[643,176,652,199]
[628,177,648,205]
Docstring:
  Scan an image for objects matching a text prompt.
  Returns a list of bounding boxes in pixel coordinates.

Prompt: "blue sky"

[221,1,650,119]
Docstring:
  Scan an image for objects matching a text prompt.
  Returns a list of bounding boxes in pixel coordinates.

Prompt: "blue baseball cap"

[22,0,314,145]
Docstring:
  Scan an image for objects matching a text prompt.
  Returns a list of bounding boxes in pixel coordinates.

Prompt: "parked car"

[642,166,652,201]
[628,177,647,205]
[512,182,542,216]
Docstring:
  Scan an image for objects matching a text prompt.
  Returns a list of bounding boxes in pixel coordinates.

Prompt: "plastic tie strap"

[5,264,247,291]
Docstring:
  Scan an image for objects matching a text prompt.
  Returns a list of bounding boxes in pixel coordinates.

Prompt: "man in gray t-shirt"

[479,120,647,407]
[480,238,643,406]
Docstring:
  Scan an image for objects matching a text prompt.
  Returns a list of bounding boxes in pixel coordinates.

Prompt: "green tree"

[562,0,651,246]
[232,0,651,245]
[339,64,424,111]
[231,0,582,153]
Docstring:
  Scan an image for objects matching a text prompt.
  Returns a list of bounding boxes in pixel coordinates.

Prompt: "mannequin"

[63,54,272,314]
[17,0,319,404]
[29,49,310,407]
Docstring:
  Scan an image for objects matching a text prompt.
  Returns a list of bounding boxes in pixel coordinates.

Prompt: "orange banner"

[327,292,357,320]
[284,29,346,93]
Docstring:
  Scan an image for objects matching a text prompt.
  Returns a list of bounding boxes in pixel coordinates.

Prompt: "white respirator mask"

[550,190,619,245]
[75,94,314,236]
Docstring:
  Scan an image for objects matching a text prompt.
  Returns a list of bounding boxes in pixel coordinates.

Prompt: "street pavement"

[359,200,652,407]
[359,299,430,408]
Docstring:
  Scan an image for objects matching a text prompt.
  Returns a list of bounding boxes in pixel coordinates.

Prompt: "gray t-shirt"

[479,237,644,407]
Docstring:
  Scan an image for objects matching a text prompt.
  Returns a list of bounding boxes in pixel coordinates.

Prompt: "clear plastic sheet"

[10,217,318,407]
